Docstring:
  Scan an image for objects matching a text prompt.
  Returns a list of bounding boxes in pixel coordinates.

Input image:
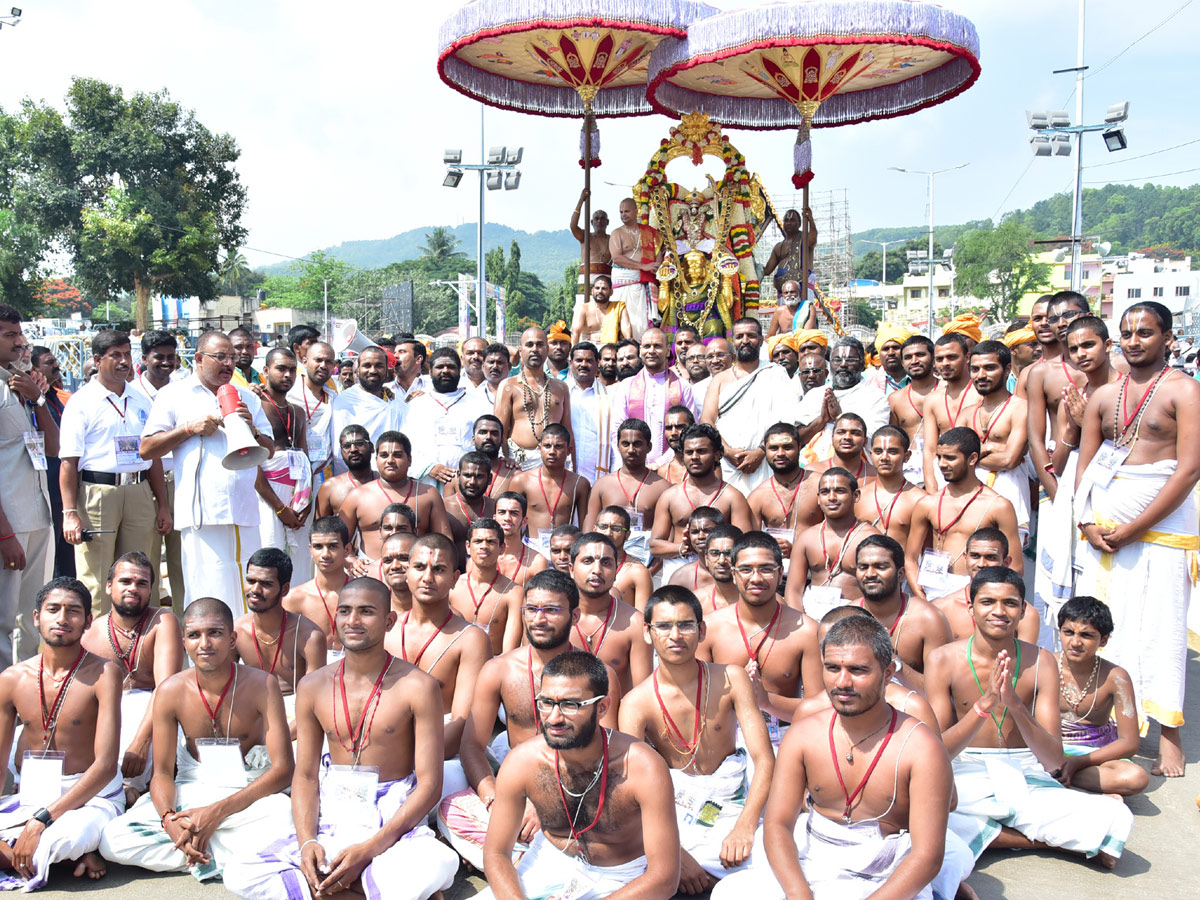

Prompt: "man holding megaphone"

[141,331,275,616]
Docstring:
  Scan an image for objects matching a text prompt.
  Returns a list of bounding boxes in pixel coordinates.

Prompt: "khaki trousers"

[76,478,157,616]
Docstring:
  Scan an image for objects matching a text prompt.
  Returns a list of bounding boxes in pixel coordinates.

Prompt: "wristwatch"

[30,807,53,828]
[34,394,46,408]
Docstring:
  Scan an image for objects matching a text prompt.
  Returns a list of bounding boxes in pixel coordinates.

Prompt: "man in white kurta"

[141,332,273,616]
[568,343,616,484]
[796,340,889,464]
[406,349,491,487]
[608,329,696,469]
[287,340,337,483]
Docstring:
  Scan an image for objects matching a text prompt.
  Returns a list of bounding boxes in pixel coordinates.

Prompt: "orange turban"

[874,323,913,351]
[1001,327,1036,348]
[791,329,828,350]
[943,313,984,343]
[767,332,800,356]
[547,320,571,343]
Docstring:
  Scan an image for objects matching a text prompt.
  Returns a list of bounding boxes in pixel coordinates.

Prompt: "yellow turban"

[1001,327,1036,348]
[767,332,801,356]
[791,329,828,350]
[874,323,912,351]
[547,320,572,343]
[943,313,984,343]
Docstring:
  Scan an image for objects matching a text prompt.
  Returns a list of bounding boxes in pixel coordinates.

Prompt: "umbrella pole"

[582,111,593,311]
[801,183,811,308]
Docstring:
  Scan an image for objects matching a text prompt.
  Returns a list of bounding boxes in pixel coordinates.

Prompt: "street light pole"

[1070,0,1086,291]
[860,238,912,287]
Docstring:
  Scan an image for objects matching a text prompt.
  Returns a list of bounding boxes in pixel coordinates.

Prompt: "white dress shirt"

[59,378,153,473]
[569,377,615,484]
[141,374,272,529]
[128,374,173,473]
[331,384,403,449]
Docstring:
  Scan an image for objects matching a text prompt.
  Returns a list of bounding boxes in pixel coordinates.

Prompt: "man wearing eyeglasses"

[594,507,652,613]
[437,571,620,871]
[480,650,679,900]
[620,585,774,896]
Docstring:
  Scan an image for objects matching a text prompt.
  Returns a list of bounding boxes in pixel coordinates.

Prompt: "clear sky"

[1,1,1196,269]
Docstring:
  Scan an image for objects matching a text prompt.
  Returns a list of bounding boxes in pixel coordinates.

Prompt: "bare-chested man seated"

[348,502,415,580]
[223,577,460,900]
[81,551,183,802]
[792,413,876,534]
[442,451,497,565]
[654,405,695,485]
[585,419,669,536]
[905,428,1022,602]
[621,586,774,895]
[857,425,923,545]
[747,423,809,562]
[527,524,580,581]
[380,532,417,618]
[467,415,518,499]
[338,431,449,557]
[684,525,742,615]
[715,614,953,900]
[479,651,679,900]
[284,516,351,664]
[99,598,294,881]
[450,518,523,656]
[932,528,1041,644]
[437,570,621,869]
[925,567,1134,870]
[572,275,631,343]
[511,424,589,539]
[594,507,652,611]
[388,533,490,801]
[314,425,375,519]
[494,327,572,471]
[921,334,980,491]
[667,507,725,594]
[235,548,327,730]
[787,468,880,614]
[0,578,122,888]
[494,492,538,590]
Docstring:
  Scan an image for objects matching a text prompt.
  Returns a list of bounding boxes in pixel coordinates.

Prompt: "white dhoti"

[671,750,761,880]
[977,466,1031,547]
[474,832,647,900]
[1074,458,1197,730]
[437,730,524,870]
[223,765,457,900]
[1033,451,1077,650]
[0,771,124,891]
[180,524,258,615]
[948,747,1132,861]
[119,689,154,794]
[100,744,288,881]
[611,267,655,342]
[710,808,931,900]
[661,554,698,584]
[442,714,468,802]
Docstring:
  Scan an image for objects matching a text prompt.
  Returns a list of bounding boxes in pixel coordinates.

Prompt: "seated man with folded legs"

[224,577,459,900]
[0,578,123,888]
[620,586,774,896]
[100,598,294,881]
[925,567,1133,868]
[480,650,679,900]
[707,614,953,900]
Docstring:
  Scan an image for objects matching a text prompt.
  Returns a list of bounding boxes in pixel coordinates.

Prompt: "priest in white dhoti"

[330,347,402,474]
[568,343,616,484]
[141,332,274,615]
[796,338,889,464]
[406,349,491,488]
[609,199,663,340]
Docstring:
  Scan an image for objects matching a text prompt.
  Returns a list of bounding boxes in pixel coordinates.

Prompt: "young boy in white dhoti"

[100,597,295,880]
[0,578,124,889]
[620,586,774,894]
[223,577,458,900]
[925,567,1133,866]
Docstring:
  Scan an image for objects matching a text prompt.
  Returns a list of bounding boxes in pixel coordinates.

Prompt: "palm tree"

[219,250,250,295]
[418,227,468,263]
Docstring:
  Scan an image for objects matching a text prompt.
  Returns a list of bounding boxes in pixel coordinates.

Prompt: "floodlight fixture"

[1098,241,1112,255]
[1048,110,1071,128]
[487,146,505,165]
[443,169,463,188]
[1030,135,1052,157]
[1052,134,1073,156]
[504,147,523,165]
[1103,127,1127,152]
[1026,111,1049,130]
[1104,102,1130,124]
[504,171,522,190]
[443,149,462,165]
[486,170,502,190]
[11,8,20,15]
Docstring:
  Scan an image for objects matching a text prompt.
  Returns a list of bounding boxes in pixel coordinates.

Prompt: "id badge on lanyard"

[917,549,953,591]
[195,737,248,788]
[1083,439,1131,489]
[323,764,379,828]
[23,431,47,470]
[19,750,64,807]
[114,434,142,468]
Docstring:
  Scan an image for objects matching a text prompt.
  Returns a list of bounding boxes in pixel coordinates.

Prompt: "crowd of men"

[0,281,1193,899]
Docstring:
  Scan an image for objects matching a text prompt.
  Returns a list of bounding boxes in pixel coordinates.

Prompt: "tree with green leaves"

[418,227,468,263]
[219,250,251,295]
[953,219,1051,323]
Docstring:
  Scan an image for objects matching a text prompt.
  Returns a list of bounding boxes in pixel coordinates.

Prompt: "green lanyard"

[967,634,1020,739]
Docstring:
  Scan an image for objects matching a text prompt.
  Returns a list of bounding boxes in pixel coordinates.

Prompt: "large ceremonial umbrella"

[646,0,980,310]
[438,0,717,299]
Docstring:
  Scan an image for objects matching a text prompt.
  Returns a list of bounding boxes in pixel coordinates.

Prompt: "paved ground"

[29,639,1200,900]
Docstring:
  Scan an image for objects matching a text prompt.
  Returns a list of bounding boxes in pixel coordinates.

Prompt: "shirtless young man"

[889,335,938,487]
[924,567,1133,868]
[651,424,752,581]
[338,431,450,557]
[0,578,122,888]
[284,517,351,662]
[932,528,1042,644]
[689,525,742,616]
[511,424,589,539]
[223,578,460,900]
[1073,301,1200,777]
[100,598,294,880]
[470,415,519,498]
[81,552,183,801]
[569,188,613,287]
[568,533,652,695]
[747,423,809,562]
[787,469,880,612]
[438,570,621,870]
[387,534,491,801]
[529,525,580,580]
[906,428,1022,601]
[654,405,695,485]
[804,413,875,481]
[441,451,496,566]
[921,334,980,491]
[699,532,824,756]
[584,419,669,533]
[852,536,952,693]
[717,614,953,900]
[379,532,417,618]
[482,651,679,900]
[235,548,327,726]
[967,341,1030,545]
[449,518,523,656]
[314,425,375,519]
[857,426,923,545]
[494,327,572,471]
[594,508,652,611]
[666,507,725,593]
[494,492,538,590]
[571,276,631,344]
[620,586,774,895]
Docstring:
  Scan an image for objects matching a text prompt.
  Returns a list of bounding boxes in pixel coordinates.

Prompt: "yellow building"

[1016,251,1107,317]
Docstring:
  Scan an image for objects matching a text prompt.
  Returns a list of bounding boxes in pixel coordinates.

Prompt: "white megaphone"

[331,318,379,357]
[217,384,270,471]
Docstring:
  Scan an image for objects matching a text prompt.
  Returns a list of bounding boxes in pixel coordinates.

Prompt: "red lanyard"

[829,708,898,822]
[770,475,804,529]
[377,478,414,508]
[456,492,483,526]
[316,580,338,643]
[302,384,325,422]
[862,596,908,636]
[736,601,781,667]
[576,599,616,654]
[502,545,527,583]
[468,569,501,621]
[975,395,1012,445]
[538,468,566,522]
[935,486,985,538]
[267,396,294,447]
[873,484,900,532]
[944,386,971,427]
[905,385,923,419]
[820,521,862,583]
[253,612,287,675]
[108,610,149,674]
[682,475,725,512]
[195,663,236,736]
[39,648,86,742]
[554,728,609,844]
[1118,367,1169,435]
[617,469,650,507]
[401,610,453,668]
[654,661,705,755]
[333,654,392,753]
